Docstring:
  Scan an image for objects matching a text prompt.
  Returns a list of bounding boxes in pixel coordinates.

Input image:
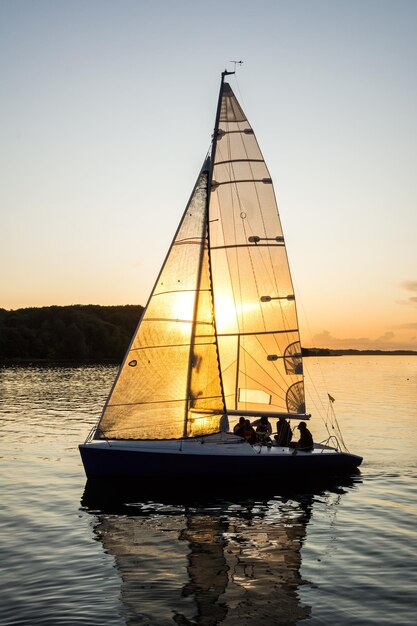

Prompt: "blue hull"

[79,443,362,479]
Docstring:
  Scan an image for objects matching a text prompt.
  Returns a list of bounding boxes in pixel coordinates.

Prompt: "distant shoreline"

[301,348,417,357]
[1,305,416,362]
[1,350,416,366]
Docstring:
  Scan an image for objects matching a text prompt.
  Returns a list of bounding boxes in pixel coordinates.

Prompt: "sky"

[1,0,416,350]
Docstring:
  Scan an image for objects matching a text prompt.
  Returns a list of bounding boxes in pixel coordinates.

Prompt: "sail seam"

[141,317,213,324]
[152,288,211,297]
[108,395,223,408]
[217,328,298,337]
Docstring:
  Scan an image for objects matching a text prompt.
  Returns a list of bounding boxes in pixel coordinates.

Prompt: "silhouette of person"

[252,415,272,443]
[233,416,246,437]
[274,417,292,446]
[289,421,314,452]
[243,419,257,444]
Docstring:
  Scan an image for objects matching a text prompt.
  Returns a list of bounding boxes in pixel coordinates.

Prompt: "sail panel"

[210,82,305,416]
[187,245,225,436]
[99,401,189,440]
[217,329,302,415]
[210,245,297,335]
[97,169,224,440]
[220,84,246,122]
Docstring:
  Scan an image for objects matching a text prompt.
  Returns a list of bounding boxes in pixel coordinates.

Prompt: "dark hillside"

[0,305,143,362]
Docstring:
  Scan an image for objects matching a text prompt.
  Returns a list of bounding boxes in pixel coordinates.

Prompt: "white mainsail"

[209,82,305,418]
[95,78,305,441]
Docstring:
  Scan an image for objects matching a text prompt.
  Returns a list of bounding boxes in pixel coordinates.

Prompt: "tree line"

[0,305,143,361]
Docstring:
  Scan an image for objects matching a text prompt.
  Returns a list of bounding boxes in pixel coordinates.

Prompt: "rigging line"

[330,404,349,452]
[216,116,271,368]
[302,369,333,435]
[230,92,299,359]
[129,340,216,352]
[226,161,302,394]
[174,240,208,247]
[233,117,297,362]
[216,169,300,400]
[108,394,223,409]
[231,112,273,302]
[224,122,249,406]
[152,288,211,297]
[237,367,286,403]
[238,343,288,395]
[150,289,210,298]
[303,363,329,418]
[214,94,296,410]
[244,135,299,356]
[238,343,289,396]
[284,230,334,421]
[143,317,212,325]
[225,123,246,328]
[238,115,297,357]
[213,135,246,347]
[248,331,302,390]
[322,398,347,450]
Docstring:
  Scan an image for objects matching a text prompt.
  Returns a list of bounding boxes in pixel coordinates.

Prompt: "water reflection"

[82,478,358,625]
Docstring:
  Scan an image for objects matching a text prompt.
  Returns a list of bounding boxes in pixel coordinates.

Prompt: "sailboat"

[80,71,362,479]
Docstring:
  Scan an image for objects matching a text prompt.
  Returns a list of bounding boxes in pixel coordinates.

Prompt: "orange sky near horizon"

[1,1,416,351]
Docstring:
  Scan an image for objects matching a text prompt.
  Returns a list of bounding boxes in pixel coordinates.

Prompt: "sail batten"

[216,158,265,165]
[211,243,286,250]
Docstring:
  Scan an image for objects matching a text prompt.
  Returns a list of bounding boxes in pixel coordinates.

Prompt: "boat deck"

[83,437,339,457]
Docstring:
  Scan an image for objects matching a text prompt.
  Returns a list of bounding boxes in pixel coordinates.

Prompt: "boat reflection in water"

[82,476,359,625]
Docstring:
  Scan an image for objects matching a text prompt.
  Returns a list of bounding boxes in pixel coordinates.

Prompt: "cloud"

[401,280,417,292]
[310,329,416,351]
[396,280,417,306]
[397,281,417,306]
[396,299,417,306]
[391,322,417,330]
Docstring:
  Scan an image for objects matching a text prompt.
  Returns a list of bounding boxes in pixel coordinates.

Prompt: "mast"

[206,71,235,419]
[209,70,235,187]
[183,72,234,437]
[182,159,210,437]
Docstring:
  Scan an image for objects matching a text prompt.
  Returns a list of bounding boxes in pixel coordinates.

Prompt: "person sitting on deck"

[289,421,314,452]
[233,416,246,437]
[252,415,272,444]
[242,419,257,444]
[274,417,292,447]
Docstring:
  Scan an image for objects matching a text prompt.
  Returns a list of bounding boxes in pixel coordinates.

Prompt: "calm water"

[0,357,416,625]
